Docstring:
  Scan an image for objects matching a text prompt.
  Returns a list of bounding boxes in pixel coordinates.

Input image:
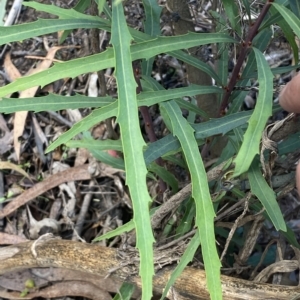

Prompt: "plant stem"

[218,0,273,116]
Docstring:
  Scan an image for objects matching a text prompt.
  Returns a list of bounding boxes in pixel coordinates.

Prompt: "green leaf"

[138,84,223,107]
[221,0,241,36]
[170,50,221,84]
[241,0,251,22]
[161,231,201,299]
[175,98,210,119]
[111,2,154,299]
[269,5,299,64]
[248,159,286,231]
[193,110,252,139]
[24,1,107,23]
[282,226,300,248]
[0,84,221,114]
[93,220,134,242]
[272,2,300,38]
[0,32,235,97]
[0,94,113,113]
[80,132,125,170]
[141,0,162,76]
[234,48,274,176]
[148,163,178,193]
[144,110,252,165]
[45,85,224,153]
[0,49,115,97]
[66,139,123,152]
[288,0,300,18]
[278,132,300,155]
[97,0,106,14]
[57,0,92,43]
[161,100,221,300]
[0,19,108,46]
[91,149,125,170]
[144,134,181,166]
[176,197,195,236]
[113,282,135,300]
[46,101,118,153]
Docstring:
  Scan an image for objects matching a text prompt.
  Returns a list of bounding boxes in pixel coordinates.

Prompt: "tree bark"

[1,239,300,300]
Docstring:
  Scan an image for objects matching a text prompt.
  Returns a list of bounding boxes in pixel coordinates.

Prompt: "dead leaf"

[0,164,92,218]
[0,161,31,181]
[14,47,64,161]
[4,52,21,84]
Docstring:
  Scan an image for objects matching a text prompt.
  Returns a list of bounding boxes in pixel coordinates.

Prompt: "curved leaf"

[249,159,286,231]
[272,2,300,38]
[234,48,274,176]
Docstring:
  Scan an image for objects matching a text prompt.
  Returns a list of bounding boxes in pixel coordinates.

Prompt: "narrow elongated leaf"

[58,0,93,43]
[24,2,104,21]
[0,94,113,113]
[288,0,300,18]
[12,2,224,84]
[144,110,252,165]
[93,220,134,242]
[175,98,209,119]
[144,134,181,166]
[0,84,221,114]
[193,110,252,139]
[111,2,154,299]
[176,197,195,236]
[113,282,135,300]
[234,48,273,176]
[241,0,251,22]
[66,139,122,152]
[80,132,125,170]
[46,101,118,152]
[148,163,178,192]
[141,0,162,76]
[221,0,241,35]
[248,159,286,231]
[170,50,221,83]
[0,19,108,46]
[161,231,201,300]
[90,148,125,170]
[0,50,115,98]
[138,84,223,106]
[269,5,299,64]
[272,2,300,38]
[161,100,221,300]
[0,33,235,97]
[46,101,251,161]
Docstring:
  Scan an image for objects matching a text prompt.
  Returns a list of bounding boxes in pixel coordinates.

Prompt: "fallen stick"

[0,239,299,299]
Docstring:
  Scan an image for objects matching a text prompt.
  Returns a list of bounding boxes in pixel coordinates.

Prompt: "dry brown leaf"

[13,47,64,160]
[74,147,90,166]
[0,164,92,218]
[4,52,21,84]
[0,161,31,181]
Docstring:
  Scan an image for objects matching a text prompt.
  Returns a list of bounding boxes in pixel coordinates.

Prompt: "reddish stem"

[218,1,273,116]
